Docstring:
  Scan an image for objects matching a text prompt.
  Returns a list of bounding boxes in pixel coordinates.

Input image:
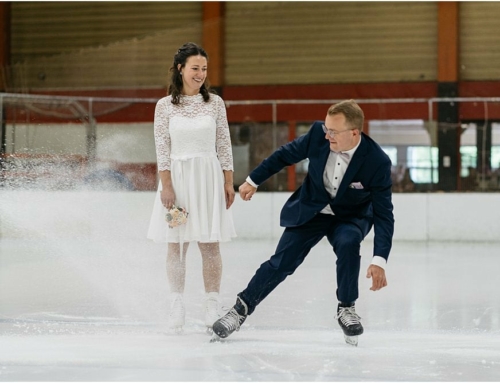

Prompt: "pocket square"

[349,182,364,189]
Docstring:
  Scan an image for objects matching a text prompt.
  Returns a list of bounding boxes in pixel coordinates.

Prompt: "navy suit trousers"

[239,213,363,315]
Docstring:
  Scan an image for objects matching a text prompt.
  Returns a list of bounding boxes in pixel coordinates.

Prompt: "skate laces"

[336,306,361,326]
[218,308,244,331]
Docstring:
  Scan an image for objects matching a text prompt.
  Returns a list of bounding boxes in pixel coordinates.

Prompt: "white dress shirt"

[320,141,360,213]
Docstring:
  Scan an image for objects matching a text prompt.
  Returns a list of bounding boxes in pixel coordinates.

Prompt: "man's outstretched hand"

[366,264,387,291]
[239,181,257,201]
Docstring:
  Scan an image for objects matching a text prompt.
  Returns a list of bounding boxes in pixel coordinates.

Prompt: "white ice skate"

[168,293,185,334]
[204,292,220,335]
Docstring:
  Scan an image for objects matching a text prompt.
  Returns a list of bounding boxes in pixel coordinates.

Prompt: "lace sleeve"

[215,96,234,171]
[153,98,171,171]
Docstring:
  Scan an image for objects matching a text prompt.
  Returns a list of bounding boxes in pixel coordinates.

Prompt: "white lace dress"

[147,93,237,243]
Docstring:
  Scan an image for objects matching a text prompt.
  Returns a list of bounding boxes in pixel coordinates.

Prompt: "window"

[407,146,438,183]
[460,146,477,177]
[492,146,500,170]
[381,146,397,165]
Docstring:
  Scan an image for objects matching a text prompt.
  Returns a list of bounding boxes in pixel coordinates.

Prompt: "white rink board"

[1,191,500,242]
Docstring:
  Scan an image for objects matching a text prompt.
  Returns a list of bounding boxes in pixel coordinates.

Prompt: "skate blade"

[209,332,223,343]
[344,335,358,347]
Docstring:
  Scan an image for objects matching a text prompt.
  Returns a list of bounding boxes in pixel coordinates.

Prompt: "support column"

[202,2,225,95]
[476,121,492,174]
[437,2,459,191]
[0,2,9,88]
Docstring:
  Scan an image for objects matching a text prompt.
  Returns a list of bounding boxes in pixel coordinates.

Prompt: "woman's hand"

[158,170,175,209]
[161,186,176,210]
[224,183,235,209]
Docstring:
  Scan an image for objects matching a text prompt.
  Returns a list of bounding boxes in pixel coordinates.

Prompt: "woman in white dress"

[147,42,236,333]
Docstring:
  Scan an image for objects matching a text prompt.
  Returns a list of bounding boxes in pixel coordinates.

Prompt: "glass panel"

[381,146,397,165]
[460,146,477,177]
[492,146,500,170]
[407,146,438,183]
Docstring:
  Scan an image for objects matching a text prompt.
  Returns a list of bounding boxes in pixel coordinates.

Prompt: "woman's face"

[178,55,208,95]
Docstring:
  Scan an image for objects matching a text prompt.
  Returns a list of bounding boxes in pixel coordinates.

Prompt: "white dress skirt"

[147,154,236,243]
[147,97,237,244]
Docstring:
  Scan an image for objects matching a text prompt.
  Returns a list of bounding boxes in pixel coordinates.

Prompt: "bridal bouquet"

[165,205,189,228]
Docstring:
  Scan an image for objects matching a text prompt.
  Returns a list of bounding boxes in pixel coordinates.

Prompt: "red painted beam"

[459,81,500,97]
[9,81,500,124]
[225,102,433,123]
[224,82,437,100]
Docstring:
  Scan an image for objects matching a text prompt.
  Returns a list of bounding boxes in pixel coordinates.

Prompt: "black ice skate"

[335,303,363,347]
[210,296,248,342]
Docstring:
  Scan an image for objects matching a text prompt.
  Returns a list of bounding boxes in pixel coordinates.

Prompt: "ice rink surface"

[1,232,499,382]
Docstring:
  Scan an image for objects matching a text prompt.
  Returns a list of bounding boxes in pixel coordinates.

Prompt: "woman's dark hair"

[168,42,211,105]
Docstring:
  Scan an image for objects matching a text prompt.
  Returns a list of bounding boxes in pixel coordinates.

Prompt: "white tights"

[166,242,222,294]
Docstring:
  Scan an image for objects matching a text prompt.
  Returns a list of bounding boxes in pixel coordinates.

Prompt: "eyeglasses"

[322,124,353,138]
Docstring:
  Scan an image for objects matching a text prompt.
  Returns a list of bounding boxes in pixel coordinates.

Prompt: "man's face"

[323,113,359,152]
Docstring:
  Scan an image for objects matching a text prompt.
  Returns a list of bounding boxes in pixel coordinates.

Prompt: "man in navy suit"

[213,99,394,345]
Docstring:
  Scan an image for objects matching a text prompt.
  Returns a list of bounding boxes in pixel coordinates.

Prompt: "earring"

[180,72,182,75]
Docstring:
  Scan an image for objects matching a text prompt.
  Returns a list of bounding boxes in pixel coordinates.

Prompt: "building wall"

[225,2,437,85]
[460,2,500,81]
[6,2,500,90]
[9,2,202,89]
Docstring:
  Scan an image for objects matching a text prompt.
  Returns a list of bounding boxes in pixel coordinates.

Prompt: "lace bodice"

[153,93,233,171]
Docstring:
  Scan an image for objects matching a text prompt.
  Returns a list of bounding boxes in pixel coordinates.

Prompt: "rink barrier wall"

[0,191,499,242]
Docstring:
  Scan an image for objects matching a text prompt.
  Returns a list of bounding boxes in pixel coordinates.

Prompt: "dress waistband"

[170,152,217,161]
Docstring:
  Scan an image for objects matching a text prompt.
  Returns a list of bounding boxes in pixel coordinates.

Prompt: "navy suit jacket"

[249,121,395,260]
